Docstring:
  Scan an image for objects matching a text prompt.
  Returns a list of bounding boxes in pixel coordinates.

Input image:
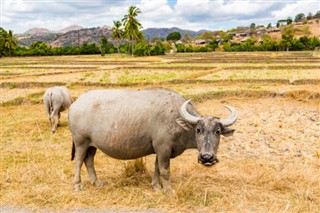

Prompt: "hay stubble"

[1,52,319,212]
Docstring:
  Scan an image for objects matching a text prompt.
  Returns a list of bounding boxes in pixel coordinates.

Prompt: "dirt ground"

[1,52,320,212]
[1,97,319,212]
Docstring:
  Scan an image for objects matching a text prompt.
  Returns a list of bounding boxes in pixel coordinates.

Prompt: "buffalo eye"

[196,127,201,134]
[215,129,221,135]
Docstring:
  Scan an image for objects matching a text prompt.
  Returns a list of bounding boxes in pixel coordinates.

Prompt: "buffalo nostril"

[201,153,213,161]
[212,158,219,164]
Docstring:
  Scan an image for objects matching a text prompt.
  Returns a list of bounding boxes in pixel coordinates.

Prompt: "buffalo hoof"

[94,180,107,187]
[152,183,162,192]
[73,183,84,192]
[163,187,175,196]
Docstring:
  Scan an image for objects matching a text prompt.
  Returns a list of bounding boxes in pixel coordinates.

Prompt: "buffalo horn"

[179,99,201,124]
[220,105,237,127]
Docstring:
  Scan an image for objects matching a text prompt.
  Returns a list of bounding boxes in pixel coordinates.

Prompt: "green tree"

[287,17,293,25]
[4,30,18,56]
[150,41,165,55]
[181,33,192,52]
[198,32,214,40]
[261,35,278,51]
[250,23,256,35]
[111,20,123,53]
[29,41,51,55]
[281,26,294,51]
[166,32,181,41]
[314,11,320,18]
[307,12,313,20]
[133,41,150,56]
[0,27,8,56]
[80,43,100,54]
[206,41,218,51]
[277,20,287,26]
[122,6,142,56]
[294,13,305,22]
[100,35,108,56]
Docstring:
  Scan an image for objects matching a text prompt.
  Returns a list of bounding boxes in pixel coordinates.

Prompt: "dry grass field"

[1,52,320,212]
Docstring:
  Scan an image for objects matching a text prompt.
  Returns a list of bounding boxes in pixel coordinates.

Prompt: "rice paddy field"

[1,52,319,212]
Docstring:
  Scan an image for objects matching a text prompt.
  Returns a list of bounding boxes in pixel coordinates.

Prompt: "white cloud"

[1,0,134,32]
[272,0,319,19]
[1,0,318,33]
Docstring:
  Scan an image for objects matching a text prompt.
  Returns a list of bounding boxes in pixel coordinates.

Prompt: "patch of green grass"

[83,72,95,77]
[117,70,177,84]
[9,83,16,89]
[211,74,220,79]
[1,91,44,107]
[99,71,111,83]
[1,97,24,106]
[247,85,262,90]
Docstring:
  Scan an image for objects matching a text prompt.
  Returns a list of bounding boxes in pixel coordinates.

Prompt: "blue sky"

[1,0,319,34]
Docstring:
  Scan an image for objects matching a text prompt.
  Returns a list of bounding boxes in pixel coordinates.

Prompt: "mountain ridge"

[18,26,210,47]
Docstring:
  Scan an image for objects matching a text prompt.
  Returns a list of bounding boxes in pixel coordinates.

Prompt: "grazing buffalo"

[68,88,237,193]
[43,86,73,133]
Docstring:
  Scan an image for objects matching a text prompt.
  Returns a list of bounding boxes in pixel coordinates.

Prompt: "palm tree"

[4,30,18,56]
[0,28,8,57]
[112,20,123,54]
[122,6,142,55]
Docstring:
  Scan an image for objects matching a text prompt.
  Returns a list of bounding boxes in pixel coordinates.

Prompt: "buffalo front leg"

[157,152,175,194]
[73,143,89,191]
[151,156,161,191]
[84,147,107,187]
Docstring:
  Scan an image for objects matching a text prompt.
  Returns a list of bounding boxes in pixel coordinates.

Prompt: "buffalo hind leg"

[73,142,89,191]
[50,111,59,133]
[48,115,54,133]
[84,146,107,187]
[57,112,61,127]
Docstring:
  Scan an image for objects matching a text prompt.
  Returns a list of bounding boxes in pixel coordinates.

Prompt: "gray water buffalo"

[43,86,73,133]
[68,88,237,193]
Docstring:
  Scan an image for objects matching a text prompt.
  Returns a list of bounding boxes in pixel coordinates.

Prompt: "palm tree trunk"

[117,40,120,54]
[131,38,133,56]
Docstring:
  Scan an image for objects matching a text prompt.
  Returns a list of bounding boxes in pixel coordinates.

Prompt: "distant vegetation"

[0,10,319,57]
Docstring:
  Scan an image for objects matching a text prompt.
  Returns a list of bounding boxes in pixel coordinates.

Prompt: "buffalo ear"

[176,118,193,131]
[221,127,235,137]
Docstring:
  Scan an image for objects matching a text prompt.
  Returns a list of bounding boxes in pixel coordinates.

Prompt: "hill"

[50,26,111,47]
[18,26,112,47]
[18,26,210,47]
[58,25,83,33]
[142,27,211,39]
[23,28,52,35]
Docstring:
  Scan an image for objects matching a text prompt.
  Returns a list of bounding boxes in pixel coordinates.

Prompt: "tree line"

[276,11,320,27]
[1,8,319,57]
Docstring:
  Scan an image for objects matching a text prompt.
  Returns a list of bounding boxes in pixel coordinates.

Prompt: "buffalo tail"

[71,141,75,161]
